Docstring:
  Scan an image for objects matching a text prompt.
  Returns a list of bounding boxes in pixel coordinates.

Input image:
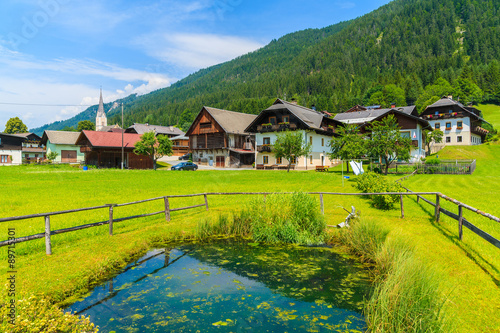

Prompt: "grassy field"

[1,135,500,331]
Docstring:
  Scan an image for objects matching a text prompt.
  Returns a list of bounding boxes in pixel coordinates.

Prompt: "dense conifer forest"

[32,0,500,134]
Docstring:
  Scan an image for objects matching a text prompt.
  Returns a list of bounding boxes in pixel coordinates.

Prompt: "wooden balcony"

[257,145,273,153]
[256,123,297,133]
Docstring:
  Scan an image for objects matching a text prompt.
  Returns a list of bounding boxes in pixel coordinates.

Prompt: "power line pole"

[121,103,124,170]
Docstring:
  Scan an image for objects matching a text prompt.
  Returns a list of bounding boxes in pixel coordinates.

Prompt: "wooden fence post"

[204,194,209,211]
[458,205,463,241]
[435,194,441,222]
[164,197,171,222]
[45,215,52,255]
[108,205,114,236]
[400,195,404,219]
[417,195,420,204]
[320,193,324,215]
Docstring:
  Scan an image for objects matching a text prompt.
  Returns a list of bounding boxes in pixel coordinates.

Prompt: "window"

[282,116,289,123]
[449,109,453,113]
[457,136,463,143]
[310,155,313,164]
[435,123,441,130]
[276,157,282,164]
[1,155,9,163]
[309,136,313,145]
[321,138,324,146]
[200,122,211,129]
[263,156,269,164]
[435,111,439,115]
[446,137,451,143]
[263,137,271,145]
[445,122,451,130]
[400,131,411,139]
[269,117,277,125]
[290,156,297,164]
[457,121,463,130]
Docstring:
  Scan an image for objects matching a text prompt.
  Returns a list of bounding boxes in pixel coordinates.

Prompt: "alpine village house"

[419,96,489,153]
[245,99,343,170]
[186,106,257,168]
[334,104,432,161]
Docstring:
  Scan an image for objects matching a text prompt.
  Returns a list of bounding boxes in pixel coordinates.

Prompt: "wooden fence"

[389,160,476,175]
[1,191,499,255]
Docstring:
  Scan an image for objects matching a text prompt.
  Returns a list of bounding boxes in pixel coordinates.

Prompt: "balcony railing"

[257,145,273,153]
[256,123,297,132]
[423,112,463,120]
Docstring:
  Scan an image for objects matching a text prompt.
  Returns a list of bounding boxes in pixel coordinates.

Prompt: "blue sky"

[0,0,391,129]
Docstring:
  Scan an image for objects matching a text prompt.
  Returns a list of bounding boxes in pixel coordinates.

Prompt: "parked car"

[171,162,198,171]
[179,153,191,160]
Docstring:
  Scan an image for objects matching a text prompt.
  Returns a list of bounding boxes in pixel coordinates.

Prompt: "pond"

[68,240,371,332]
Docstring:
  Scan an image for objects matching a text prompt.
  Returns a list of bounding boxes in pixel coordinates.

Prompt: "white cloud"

[135,32,264,69]
[336,1,356,9]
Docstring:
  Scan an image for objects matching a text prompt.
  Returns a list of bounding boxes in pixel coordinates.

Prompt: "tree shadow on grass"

[410,196,500,287]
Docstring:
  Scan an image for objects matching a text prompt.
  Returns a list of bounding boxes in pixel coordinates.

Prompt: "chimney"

[391,102,396,109]
[290,98,298,105]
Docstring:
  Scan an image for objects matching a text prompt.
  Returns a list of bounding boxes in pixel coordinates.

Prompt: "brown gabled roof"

[41,131,81,145]
[187,107,257,135]
[358,109,432,131]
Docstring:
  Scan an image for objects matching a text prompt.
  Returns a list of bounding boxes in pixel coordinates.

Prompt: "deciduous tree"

[133,131,173,171]
[328,124,366,174]
[5,117,28,134]
[77,120,96,132]
[273,131,312,172]
[366,115,412,175]
[423,129,444,156]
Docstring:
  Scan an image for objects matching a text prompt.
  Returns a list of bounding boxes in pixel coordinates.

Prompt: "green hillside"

[34,0,500,133]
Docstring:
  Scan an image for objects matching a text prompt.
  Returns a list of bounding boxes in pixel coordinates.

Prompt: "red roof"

[79,130,142,148]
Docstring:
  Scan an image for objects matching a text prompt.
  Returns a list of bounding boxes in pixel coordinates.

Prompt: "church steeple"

[95,87,107,131]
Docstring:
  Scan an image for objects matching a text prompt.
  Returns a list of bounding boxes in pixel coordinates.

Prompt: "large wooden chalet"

[75,131,153,169]
[186,107,257,168]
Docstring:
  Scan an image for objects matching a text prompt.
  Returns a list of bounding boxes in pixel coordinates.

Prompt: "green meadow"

[0,105,499,332]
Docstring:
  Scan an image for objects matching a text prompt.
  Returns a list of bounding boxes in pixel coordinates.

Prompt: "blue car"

[171,162,198,171]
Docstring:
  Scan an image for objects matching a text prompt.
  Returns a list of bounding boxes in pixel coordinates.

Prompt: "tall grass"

[196,192,327,245]
[340,218,450,332]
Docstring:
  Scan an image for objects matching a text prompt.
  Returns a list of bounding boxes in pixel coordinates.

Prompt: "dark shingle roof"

[127,123,185,136]
[334,106,417,124]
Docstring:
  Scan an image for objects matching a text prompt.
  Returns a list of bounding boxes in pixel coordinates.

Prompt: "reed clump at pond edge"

[196,192,327,245]
[340,217,451,333]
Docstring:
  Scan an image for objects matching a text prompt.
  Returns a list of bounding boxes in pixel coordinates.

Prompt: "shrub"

[425,158,440,165]
[0,295,97,333]
[248,192,326,245]
[339,217,389,262]
[339,219,450,332]
[355,172,404,210]
[196,192,326,245]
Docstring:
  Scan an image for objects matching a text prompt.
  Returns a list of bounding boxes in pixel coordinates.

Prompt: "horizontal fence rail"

[1,190,499,254]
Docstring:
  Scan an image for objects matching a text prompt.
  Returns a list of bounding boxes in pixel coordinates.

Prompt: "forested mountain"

[34,0,500,134]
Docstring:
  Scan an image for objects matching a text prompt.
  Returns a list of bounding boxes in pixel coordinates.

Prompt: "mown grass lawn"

[1,138,500,332]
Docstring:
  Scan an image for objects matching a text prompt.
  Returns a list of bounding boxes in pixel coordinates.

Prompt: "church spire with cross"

[95,87,108,131]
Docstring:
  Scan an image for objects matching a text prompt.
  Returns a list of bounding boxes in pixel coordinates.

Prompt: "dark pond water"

[68,240,371,332]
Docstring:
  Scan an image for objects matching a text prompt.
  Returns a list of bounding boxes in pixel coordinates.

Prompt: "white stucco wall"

[0,150,22,165]
[428,117,477,146]
[255,130,336,169]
